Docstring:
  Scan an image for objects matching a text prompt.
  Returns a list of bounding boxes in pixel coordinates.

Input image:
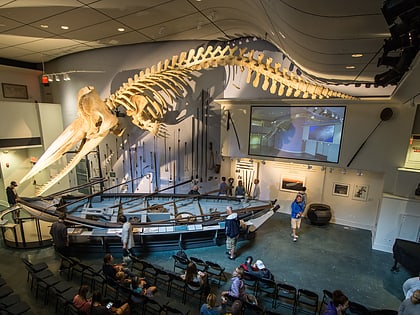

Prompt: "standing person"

[235,180,246,197]
[398,289,420,315]
[251,179,260,199]
[6,181,19,223]
[218,177,229,196]
[50,213,69,256]
[225,206,240,260]
[189,185,200,195]
[119,215,134,260]
[291,194,304,242]
[324,290,349,315]
[6,181,18,205]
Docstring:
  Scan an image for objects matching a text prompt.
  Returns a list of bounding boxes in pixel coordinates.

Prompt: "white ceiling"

[0,0,415,95]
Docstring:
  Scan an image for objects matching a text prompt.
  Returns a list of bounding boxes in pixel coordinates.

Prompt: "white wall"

[0,65,42,102]
[373,194,420,252]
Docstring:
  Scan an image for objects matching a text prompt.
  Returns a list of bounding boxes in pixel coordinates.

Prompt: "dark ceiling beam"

[0,58,42,71]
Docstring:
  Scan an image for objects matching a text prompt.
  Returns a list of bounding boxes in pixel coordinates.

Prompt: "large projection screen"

[248,106,346,163]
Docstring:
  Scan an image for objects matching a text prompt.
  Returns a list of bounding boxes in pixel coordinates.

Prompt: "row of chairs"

[242,275,398,315]
[130,256,205,307]
[0,273,33,315]
[172,254,227,287]
[21,257,77,315]
[242,271,320,314]
[172,252,322,315]
[61,254,195,314]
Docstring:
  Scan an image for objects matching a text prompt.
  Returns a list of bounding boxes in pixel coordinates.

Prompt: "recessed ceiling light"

[61,25,69,30]
[117,27,125,32]
[345,65,356,69]
[352,53,363,58]
[279,31,286,39]
[40,24,48,28]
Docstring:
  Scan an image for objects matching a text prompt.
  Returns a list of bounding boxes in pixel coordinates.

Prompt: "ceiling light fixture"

[345,65,356,69]
[117,27,125,32]
[43,70,105,83]
[60,25,69,30]
[352,53,363,58]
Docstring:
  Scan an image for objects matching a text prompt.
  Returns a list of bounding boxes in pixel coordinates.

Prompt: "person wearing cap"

[6,181,18,206]
[6,181,19,223]
[244,259,274,282]
[398,289,420,315]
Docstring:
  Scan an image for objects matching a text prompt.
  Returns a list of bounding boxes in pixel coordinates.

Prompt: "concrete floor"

[0,211,411,314]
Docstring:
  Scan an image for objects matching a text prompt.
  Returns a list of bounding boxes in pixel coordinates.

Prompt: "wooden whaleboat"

[4,179,277,253]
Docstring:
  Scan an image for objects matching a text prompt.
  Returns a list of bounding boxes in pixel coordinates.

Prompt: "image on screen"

[248,106,346,163]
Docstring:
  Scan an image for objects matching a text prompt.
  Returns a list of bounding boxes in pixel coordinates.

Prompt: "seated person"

[324,290,349,315]
[398,289,420,315]
[90,290,130,315]
[102,253,134,282]
[73,285,91,315]
[181,262,208,287]
[200,293,223,315]
[244,259,274,281]
[239,256,258,272]
[221,267,246,301]
[403,273,420,299]
[130,276,157,302]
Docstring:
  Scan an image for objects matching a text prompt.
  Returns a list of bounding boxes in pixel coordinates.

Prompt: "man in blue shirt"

[291,194,304,242]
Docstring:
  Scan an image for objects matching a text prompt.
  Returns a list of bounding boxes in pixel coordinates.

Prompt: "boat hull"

[14,193,275,253]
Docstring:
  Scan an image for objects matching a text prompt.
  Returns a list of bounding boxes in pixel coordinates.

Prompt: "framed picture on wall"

[332,183,350,197]
[2,83,28,99]
[352,184,369,201]
[280,175,305,192]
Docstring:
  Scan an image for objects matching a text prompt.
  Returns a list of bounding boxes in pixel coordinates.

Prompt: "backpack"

[226,217,240,237]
